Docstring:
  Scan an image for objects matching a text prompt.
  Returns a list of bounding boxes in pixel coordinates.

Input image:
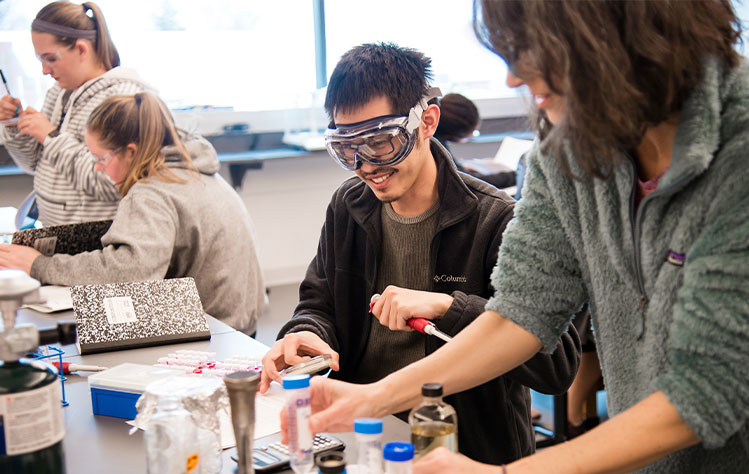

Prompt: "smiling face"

[505,56,565,125]
[334,96,438,215]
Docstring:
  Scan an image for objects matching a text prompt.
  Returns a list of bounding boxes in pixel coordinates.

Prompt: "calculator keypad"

[251,432,345,471]
[266,434,337,455]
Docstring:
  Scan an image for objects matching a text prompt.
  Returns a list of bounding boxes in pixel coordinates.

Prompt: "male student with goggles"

[324,87,441,171]
[261,40,580,467]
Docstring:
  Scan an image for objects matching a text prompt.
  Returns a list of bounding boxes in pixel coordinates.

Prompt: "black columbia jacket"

[279,140,581,464]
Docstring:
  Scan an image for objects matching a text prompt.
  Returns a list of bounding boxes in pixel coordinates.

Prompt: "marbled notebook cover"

[12,220,113,256]
[71,277,210,354]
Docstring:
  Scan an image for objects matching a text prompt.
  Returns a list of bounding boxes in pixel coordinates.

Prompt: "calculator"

[231,432,345,472]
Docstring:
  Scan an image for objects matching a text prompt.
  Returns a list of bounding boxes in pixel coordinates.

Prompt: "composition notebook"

[71,277,211,355]
[12,219,113,256]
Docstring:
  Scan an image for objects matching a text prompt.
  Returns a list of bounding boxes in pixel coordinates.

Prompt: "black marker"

[0,69,10,96]
[0,69,20,119]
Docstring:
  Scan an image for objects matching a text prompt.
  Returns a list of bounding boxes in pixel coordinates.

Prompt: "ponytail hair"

[32,1,120,70]
[87,92,195,196]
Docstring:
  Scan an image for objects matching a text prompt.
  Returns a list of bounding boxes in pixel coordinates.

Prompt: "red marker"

[369,294,453,343]
[51,361,108,374]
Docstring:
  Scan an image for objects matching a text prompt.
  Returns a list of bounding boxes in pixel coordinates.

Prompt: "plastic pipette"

[369,294,453,343]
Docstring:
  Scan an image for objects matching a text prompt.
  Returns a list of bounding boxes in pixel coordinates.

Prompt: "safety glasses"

[35,49,65,67]
[91,149,119,167]
[325,88,441,171]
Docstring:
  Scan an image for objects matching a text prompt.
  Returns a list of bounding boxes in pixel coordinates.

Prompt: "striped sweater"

[0,67,153,225]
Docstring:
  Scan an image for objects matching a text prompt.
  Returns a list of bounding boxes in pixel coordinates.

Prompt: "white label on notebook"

[103,296,137,324]
[33,236,58,256]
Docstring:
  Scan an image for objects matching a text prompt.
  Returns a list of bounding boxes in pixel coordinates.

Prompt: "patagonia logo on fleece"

[667,250,685,267]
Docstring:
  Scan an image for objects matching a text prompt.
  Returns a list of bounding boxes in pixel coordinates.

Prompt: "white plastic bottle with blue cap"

[383,442,414,474]
[283,374,313,474]
[354,418,383,474]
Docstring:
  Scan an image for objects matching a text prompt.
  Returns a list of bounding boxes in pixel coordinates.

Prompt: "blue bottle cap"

[354,418,383,435]
[383,442,414,462]
[282,374,311,389]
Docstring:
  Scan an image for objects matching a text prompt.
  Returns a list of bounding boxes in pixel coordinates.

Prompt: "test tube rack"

[32,346,69,407]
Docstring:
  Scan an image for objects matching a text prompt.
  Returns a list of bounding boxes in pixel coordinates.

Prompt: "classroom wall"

[233,151,350,286]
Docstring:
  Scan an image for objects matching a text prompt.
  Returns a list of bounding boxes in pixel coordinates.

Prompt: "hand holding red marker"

[369,293,453,343]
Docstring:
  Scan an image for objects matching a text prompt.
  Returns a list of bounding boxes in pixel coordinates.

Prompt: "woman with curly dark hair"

[282,1,748,473]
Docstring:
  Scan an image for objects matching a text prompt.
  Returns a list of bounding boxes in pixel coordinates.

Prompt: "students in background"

[0,1,152,226]
[259,42,580,465]
[0,92,266,336]
[433,92,479,155]
[434,92,516,189]
[295,1,748,472]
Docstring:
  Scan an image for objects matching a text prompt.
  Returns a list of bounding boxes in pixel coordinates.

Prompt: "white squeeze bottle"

[284,374,314,474]
[354,418,383,474]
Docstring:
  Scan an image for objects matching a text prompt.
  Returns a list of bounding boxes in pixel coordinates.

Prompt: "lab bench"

[15,308,410,473]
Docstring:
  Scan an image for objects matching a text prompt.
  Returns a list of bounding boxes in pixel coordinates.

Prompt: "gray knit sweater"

[30,135,266,334]
[487,58,748,472]
[1,67,153,225]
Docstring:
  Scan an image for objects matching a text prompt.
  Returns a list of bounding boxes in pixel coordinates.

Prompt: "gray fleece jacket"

[31,135,266,334]
[487,57,748,473]
[1,67,152,225]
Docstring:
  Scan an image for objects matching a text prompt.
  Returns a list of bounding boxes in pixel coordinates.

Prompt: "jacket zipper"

[628,156,692,338]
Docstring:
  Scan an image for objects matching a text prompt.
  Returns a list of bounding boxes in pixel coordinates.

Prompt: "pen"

[369,294,453,343]
[0,69,21,119]
[0,69,11,96]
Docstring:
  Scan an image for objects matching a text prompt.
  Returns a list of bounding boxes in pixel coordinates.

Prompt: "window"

[324,0,516,101]
[0,0,316,111]
[1,0,747,120]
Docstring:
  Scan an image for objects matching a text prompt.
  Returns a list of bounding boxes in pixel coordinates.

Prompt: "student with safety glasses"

[259,42,581,465]
[293,1,748,473]
[0,1,152,226]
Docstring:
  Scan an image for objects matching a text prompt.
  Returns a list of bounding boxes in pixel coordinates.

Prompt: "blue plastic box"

[88,363,184,419]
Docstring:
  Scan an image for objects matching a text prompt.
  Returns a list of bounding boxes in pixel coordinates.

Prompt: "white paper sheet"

[220,381,285,448]
[0,206,17,237]
[493,136,534,170]
[23,285,73,313]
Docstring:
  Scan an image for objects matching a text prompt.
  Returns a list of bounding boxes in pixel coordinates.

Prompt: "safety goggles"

[324,88,441,171]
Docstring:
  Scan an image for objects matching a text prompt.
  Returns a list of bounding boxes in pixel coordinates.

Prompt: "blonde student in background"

[0,92,266,337]
[0,1,152,225]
